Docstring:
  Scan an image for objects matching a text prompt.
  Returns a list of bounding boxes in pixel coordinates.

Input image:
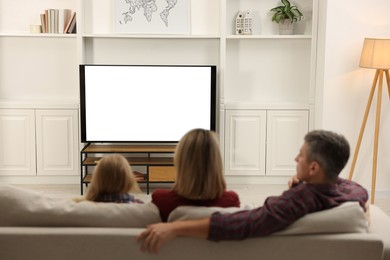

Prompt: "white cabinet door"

[225,110,266,176]
[0,109,36,175]
[266,110,309,176]
[36,110,79,175]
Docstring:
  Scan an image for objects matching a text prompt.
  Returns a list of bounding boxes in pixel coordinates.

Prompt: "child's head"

[85,154,141,201]
[173,128,226,200]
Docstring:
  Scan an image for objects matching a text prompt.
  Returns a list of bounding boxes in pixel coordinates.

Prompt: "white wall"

[318,0,390,196]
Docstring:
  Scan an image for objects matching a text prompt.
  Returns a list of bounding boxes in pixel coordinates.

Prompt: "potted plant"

[270,0,304,35]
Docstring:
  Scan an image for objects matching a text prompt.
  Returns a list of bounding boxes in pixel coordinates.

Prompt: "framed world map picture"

[114,0,190,34]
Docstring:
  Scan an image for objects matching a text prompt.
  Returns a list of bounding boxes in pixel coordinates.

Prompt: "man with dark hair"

[137,130,368,253]
[303,130,350,182]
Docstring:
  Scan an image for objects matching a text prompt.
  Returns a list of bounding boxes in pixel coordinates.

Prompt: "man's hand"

[288,175,301,188]
[136,218,210,253]
[136,222,178,253]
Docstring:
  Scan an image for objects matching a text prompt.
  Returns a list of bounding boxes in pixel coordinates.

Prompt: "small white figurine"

[243,10,252,35]
[235,11,244,35]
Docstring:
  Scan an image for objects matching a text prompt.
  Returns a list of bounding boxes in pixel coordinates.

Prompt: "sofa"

[0,184,389,260]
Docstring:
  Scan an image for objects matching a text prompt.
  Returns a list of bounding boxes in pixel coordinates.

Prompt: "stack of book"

[40,9,76,34]
[133,171,146,182]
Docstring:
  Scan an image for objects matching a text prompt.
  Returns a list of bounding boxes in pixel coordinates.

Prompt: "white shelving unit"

[221,0,318,179]
[0,0,79,183]
[0,0,319,184]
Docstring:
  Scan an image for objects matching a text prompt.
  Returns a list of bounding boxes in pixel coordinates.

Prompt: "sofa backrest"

[0,184,369,235]
[168,202,369,235]
[0,184,161,227]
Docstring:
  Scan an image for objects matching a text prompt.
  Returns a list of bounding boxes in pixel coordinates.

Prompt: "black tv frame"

[79,64,217,143]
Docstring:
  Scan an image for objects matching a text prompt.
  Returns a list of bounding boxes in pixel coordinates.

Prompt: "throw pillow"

[274,202,368,235]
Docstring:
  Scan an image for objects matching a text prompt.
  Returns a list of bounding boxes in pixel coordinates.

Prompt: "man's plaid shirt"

[208,178,368,241]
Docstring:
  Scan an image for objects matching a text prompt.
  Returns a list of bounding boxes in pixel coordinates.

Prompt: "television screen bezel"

[79,64,217,143]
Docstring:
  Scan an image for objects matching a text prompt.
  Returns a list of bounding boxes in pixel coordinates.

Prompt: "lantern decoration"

[236,10,252,35]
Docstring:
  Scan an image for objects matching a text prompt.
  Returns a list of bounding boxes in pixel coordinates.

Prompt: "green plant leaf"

[274,13,284,23]
[281,0,291,8]
[291,9,303,20]
[270,6,284,12]
[286,12,293,22]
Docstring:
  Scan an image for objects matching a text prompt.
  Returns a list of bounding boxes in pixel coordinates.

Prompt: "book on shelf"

[48,9,55,33]
[44,9,49,33]
[54,9,59,33]
[40,9,73,34]
[133,171,146,182]
[40,13,46,33]
[59,9,72,34]
[64,12,76,34]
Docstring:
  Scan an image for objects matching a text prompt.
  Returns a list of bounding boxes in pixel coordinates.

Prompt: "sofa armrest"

[369,205,390,260]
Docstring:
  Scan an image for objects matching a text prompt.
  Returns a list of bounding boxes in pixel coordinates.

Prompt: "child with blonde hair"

[152,128,240,221]
[76,154,143,203]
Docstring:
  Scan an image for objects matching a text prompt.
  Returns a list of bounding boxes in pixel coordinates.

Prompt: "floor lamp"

[348,38,390,204]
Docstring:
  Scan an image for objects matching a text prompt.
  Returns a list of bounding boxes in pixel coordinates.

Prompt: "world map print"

[114,0,188,33]
[119,0,178,27]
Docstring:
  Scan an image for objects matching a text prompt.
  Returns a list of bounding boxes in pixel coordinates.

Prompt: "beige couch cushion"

[275,202,368,235]
[168,202,368,235]
[0,184,161,227]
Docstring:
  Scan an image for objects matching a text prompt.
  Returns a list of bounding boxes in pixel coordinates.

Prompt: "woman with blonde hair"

[76,154,143,203]
[152,128,240,221]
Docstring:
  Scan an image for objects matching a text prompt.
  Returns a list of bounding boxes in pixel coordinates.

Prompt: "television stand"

[80,143,176,195]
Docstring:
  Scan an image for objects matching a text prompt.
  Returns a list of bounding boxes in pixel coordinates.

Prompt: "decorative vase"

[278,19,294,35]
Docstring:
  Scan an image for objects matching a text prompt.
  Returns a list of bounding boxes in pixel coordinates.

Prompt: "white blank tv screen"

[80,65,216,143]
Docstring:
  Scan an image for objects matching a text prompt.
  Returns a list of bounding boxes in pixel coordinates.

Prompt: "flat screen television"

[79,65,216,143]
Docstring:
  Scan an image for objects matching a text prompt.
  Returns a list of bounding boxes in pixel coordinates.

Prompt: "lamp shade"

[360,38,390,69]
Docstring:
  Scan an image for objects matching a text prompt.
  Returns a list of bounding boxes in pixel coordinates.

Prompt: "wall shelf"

[0,33,77,38]
[226,35,312,39]
[81,34,220,39]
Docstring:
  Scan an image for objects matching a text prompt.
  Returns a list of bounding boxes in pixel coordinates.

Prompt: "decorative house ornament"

[236,10,252,35]
[235,11,244,35]
[243,10,252,35]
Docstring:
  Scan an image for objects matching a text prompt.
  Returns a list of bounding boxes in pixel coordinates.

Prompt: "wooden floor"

[13,183,390,217]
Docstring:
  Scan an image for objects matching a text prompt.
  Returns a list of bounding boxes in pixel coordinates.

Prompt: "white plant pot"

[279,20,294,35]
